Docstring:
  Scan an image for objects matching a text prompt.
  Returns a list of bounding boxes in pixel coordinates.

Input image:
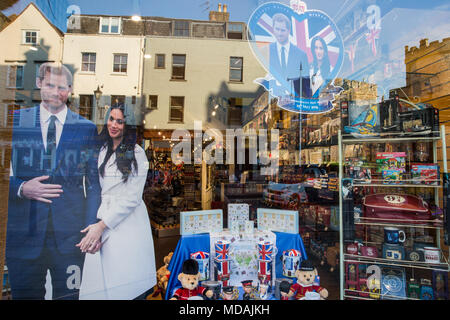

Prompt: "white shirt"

[276,42,290,67]
[40,103,67,151]
[12,104,68,197]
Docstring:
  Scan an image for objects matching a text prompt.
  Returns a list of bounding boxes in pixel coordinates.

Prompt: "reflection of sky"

[3,0,449,100]
[3,0,449,21]
[338,7,450,99]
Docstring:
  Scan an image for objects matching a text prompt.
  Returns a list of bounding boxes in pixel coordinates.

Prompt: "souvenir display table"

[165,230,307,300]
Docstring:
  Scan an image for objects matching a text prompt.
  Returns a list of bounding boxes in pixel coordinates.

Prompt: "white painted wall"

[142,36,266,131]
[63,33,145,124]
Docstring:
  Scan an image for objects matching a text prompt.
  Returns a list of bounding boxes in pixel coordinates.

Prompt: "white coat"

[79,144,156,300]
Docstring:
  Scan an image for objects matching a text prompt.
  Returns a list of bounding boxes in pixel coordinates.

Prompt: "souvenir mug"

[281,249,302,277]
[190,251,210,281]
[384,227,406,244]
[424,247,440,264]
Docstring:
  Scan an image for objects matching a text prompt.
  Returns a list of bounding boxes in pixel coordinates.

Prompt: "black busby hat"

[300,260,315,271]
[279,280,291,293]
[182,259,199,275]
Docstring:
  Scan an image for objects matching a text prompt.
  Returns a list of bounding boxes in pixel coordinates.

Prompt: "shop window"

[113,54,128,73]
[169,96,184,122]
[22,30,38,44]
[81,53,96,72]
[7,65,24,89]
[111,95,125,105]
[79,95,93,120]
[229,57,243,82]
[171,54,186,80]
[155,54,165,69]
[6,104,20,127]
[228,97,243,126]
[100,17,121,34]
[173,20,190,37]
[227,23,243,39]
[148,95,158,109]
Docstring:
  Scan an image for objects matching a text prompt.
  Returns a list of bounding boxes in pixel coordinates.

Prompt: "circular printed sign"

[248,2,344,114]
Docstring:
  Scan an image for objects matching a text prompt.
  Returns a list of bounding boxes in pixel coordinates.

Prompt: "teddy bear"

[152,252,173,297]
[170,259,214,300]
[288,260,328,300]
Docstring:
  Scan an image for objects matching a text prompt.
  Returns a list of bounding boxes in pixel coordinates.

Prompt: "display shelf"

[355,217,444,230]
[338,124,449,300]
[343,291,420,301]
[342,134,441,144]
[352,183,442,188]
[344,254,449,272]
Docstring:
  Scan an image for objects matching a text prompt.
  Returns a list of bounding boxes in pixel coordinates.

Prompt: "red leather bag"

[363,194,431,224]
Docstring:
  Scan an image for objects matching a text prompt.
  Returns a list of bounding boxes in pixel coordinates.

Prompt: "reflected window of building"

[79,95,93,120]
[6,104,20,127]
[228,97,243,126]
[149,95,158,109]
[111,95,126,105]
[169,96,184,123]
[7,65,24,89]
[155,54,165,69]
[227,23,243,39]
[81,53,96,72]
[113,54,128,73]
[173,20,190,37]
[22,30,38,44]
[229,57,243,82]
[171,54,186,80]
[100,17,121,34]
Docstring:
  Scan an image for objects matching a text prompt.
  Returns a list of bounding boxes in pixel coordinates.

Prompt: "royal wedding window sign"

[247,1,344,114]
[180,209,223,235]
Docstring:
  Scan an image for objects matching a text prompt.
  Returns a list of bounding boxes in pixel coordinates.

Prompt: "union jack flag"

[255,12,340,68]
[286,249,302,257]
[190,251,209,260]
[258,260,272,283]
[214,240,230,260]
[258,241,274,261]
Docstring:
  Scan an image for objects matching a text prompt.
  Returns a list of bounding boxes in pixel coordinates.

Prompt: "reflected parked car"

[263,182,308,209]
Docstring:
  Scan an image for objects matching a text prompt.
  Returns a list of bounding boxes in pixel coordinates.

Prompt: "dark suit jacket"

[6,106,101,260]
[269,42,311,97]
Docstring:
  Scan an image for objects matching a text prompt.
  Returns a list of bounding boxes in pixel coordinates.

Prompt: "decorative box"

[257,208,298,234]
[227,203,249,232]
[180,209,223,235]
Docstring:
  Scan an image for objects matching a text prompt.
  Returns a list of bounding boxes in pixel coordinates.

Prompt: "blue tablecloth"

[165,231,307,300]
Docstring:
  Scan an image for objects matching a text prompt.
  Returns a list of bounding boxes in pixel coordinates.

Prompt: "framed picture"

[180,209,223,235]
[256,208,298,234]
[228,203,249,232]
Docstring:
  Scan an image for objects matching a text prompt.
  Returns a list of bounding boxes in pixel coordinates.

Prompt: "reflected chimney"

[209,3,230,22]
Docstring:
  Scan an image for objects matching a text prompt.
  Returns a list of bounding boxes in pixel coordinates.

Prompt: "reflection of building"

[1,0,69,32]
[0,2,64,164]
[394,38,450,121]
[64,14,146,126]
[142,5,265,136]
[391,37,450,168]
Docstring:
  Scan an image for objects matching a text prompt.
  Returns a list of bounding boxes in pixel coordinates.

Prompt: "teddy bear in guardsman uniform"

[170,259,213,300]
[288,260,328,300]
